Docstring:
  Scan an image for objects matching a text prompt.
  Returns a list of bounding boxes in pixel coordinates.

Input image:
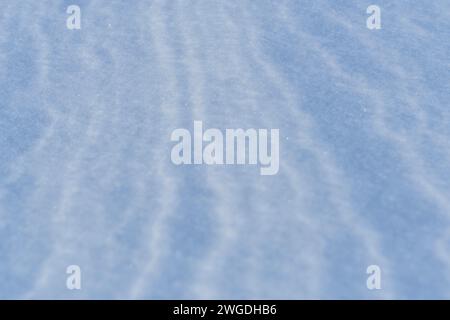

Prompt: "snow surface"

[0,0,449,299]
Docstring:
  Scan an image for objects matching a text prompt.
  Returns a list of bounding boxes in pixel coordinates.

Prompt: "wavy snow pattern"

[0,0,449,299]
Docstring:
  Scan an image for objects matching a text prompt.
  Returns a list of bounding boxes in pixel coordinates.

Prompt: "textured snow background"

[0,0,449,299]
